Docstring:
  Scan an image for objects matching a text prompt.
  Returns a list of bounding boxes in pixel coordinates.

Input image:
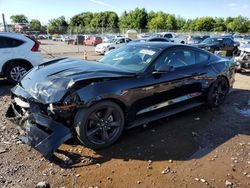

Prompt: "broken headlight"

[56,93,80,110]
[64,93,80,104]
[48,93,80,114]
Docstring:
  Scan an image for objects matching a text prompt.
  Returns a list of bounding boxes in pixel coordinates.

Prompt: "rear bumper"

[6,96,72,158]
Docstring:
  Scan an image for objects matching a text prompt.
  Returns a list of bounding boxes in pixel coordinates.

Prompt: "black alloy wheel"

[74,101,124,149]
[207,77,229,107]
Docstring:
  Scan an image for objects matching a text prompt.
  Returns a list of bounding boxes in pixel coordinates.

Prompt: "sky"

[0,0,250,24]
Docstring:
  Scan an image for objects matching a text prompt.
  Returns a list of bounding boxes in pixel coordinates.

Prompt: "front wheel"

[207,77,229,107]
[74,101,125,149]
[5,62,31,84]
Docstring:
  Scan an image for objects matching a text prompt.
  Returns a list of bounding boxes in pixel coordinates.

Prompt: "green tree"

[226,16,249,33]
[166,14,177,31]
[90,11,119,33]
[119,8,148,30]
[69,12,94,33]
[69,11,119,34]
[147,12,168,31]
[176,16,186,31]
[213,18,226,32]
[48,16,68,34]
[181,19,195,31]
[193,17,216,31]
[10,14,28,23]
[30,19,41,31]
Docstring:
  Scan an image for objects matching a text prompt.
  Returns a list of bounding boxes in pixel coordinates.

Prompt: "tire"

[207,77,229,107]
[5,62,32,84]
[74,101,125,149]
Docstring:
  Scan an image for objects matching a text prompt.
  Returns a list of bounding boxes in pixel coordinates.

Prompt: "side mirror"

[154,64,175,73]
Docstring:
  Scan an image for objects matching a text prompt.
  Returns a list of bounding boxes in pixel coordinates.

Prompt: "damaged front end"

[6,85,73,158]
[234,45,250,71]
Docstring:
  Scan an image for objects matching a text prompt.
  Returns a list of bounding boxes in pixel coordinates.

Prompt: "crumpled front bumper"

[6,90,73,158]
[234,52,250,69]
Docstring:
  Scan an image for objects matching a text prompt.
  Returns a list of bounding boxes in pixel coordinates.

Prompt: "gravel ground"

[0,71,250,187]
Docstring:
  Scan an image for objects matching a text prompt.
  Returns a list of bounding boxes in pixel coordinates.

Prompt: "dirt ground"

[0,54,250,187]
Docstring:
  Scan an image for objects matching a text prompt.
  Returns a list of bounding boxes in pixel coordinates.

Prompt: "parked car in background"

[95,37,132,55]
[0,32,43,83]
[240,35,250,46]
[60,35,70,42]
[7,43,236,157]
[38,34,48,40]
[187,35,210,44]
[67,35,85,45]
[152,32,187,44]
[52,35,61,41]
[131,37,171,43]
[234,44,250,72]
[84,36,102,46]
[193,36,239,56]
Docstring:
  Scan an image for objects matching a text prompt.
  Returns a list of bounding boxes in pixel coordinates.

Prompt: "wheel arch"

[2,59,33,75]
[205,74,230,94]
[87,97,128,116]
[217,75,230,87]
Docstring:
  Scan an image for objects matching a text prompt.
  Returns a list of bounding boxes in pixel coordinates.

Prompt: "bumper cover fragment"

[6,103,72,158]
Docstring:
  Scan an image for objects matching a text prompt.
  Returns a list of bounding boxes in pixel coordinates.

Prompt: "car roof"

[210,36,232,39]
[0,32,29,41]
[128,42,181,49]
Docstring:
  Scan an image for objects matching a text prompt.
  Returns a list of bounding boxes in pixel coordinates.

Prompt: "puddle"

[236,108,250,117]
[188,147,213,159]
[234,102,250,117]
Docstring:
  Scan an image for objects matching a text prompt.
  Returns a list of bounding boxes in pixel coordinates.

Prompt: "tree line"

[9,8,250,34]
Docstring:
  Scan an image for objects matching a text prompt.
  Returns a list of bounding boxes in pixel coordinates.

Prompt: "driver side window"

[156,48,195,69]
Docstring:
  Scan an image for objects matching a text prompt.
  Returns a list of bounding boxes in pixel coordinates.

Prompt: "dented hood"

[17,58,135,104]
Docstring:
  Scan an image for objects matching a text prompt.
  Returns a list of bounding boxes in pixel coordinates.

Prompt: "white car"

[152,32,187,44]
[95,37,132,55]
[0,32,43,83]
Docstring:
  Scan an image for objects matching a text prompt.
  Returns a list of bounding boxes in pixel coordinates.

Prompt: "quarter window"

[0,36,24,48]
[196,52,209,64]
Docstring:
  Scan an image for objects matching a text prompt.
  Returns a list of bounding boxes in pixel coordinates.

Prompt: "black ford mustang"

[7,43,236,157]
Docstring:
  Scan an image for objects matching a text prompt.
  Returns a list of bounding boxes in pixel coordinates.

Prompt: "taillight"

[31,41,40,52]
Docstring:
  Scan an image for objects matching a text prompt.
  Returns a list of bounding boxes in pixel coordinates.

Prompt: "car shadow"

[0,79,13,97]
[238,71,250,76]
[52,88,250,169]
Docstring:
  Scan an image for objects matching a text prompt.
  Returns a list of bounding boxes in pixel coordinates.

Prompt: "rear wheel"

[5,62,32,84]
[74,101,125,149]
[207,77,229,107]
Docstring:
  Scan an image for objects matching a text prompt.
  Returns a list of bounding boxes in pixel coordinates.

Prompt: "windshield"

[106,38,116,43]
[99,45,161,73]
[202,38,223,44]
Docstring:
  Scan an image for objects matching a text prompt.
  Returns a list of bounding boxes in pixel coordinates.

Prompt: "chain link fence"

[16,26,233,59]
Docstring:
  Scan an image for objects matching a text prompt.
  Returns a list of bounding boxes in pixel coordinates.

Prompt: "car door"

[134,47,208,117]
[0,36,14,72]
